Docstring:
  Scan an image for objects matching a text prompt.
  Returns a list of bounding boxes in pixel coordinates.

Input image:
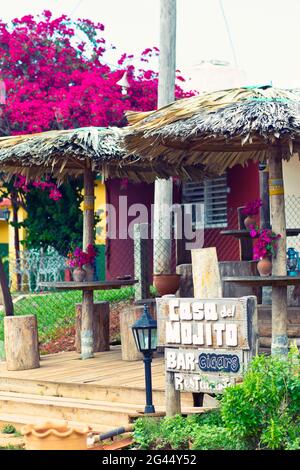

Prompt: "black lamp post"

[131,304,157,414]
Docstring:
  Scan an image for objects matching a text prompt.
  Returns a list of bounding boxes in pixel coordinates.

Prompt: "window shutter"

[182,175,228,228]
[204,176,228,227]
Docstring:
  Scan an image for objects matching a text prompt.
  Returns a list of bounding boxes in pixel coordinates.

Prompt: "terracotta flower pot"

[153,273,181,296]
[244,215,257,230]
[21,421,89,450]
[257,257,272,276]
[72,267,86,282]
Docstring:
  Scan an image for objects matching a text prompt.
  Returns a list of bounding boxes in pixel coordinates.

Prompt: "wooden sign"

[191,247,222,299]
[157,296,258,395]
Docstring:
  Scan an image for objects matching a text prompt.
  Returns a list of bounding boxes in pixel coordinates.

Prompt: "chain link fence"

[286,194,300,251]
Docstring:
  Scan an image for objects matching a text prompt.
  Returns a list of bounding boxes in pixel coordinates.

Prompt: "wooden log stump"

[4,315,39,371]
[120,301,157,361]
[75,301,110,354]
[134,299,157,318]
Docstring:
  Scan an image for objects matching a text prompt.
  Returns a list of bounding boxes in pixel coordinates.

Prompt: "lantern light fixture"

[132,304,157,413]
[116,71,130,95]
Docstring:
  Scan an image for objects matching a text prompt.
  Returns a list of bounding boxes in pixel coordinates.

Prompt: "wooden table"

[39,280,138,291]
[223,275,300,287]
[40,280,138,359]
[220,228,300,262]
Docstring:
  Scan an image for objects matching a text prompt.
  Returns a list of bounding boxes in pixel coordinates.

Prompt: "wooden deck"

[0,347,209,432]
[0,347,165,390]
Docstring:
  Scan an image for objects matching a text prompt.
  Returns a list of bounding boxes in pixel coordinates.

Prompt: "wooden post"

[153,0,176,276]
[75,301,110,353]
[4,315,39,370]
[165,370,181,416]
[269,151,288,355]
[134,223,150,301]
[83,166,95,280]
[237,207,253,261]
[81,166,95,359]
[259,164,271,229]
[156,0,181,415]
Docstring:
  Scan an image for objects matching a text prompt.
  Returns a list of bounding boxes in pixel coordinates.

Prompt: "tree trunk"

[0,255,13,316]
[269,151,288,355]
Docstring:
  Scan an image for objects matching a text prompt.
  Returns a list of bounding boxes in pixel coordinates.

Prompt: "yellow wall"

[94,180,106,245]
[0,220,8,244]
[0,181,107,289]
[9,207,27,291]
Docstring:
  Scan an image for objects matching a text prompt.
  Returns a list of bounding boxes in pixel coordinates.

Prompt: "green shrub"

[133,347,300,451]
[1,424,17,435]
[220,344,300,450]
[159,415,190,449]
[190,424,247,450]
[133,417,161,450]
[186,408,223,427]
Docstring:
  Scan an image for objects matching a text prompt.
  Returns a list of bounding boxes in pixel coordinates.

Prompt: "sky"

[0,0,300,89]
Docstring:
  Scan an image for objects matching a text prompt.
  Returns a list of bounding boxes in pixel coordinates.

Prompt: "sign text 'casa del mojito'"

[157,296,258,394]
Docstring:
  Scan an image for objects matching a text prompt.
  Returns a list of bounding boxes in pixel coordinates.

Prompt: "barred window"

[182,175,228,228]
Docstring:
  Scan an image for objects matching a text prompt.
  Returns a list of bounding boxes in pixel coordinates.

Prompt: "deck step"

[0,391,214,430]
[0,391,148,427]
[0,376,194,407]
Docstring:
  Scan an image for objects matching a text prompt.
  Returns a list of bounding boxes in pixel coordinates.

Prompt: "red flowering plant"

[241,199,263,217]
[14,175,62,201]
[250,227,281,260]
[67,244,97,268]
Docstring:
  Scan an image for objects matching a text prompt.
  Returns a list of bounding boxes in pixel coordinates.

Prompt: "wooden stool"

[75,301,110,353]
[120,299,156,361]
[4,315,40,371]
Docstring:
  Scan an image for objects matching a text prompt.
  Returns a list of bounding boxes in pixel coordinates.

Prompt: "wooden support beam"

[269,151,288,355]
[81,166,95,360]
[134,223,150,301]
[259,164,271,229]
[157,0,181,416]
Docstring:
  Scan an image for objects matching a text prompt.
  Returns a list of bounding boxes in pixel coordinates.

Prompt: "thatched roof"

[124,86,300,174]
[0,126,210,183]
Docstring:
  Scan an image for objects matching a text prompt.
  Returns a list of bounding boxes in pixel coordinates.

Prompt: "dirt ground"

[40,300,134,355]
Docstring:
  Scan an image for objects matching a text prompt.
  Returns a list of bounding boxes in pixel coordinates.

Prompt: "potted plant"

[153,272,181,296]
[21,421,90,450]
[250,227,281,276]
[67,244,97,282]
[241,198,262,229]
